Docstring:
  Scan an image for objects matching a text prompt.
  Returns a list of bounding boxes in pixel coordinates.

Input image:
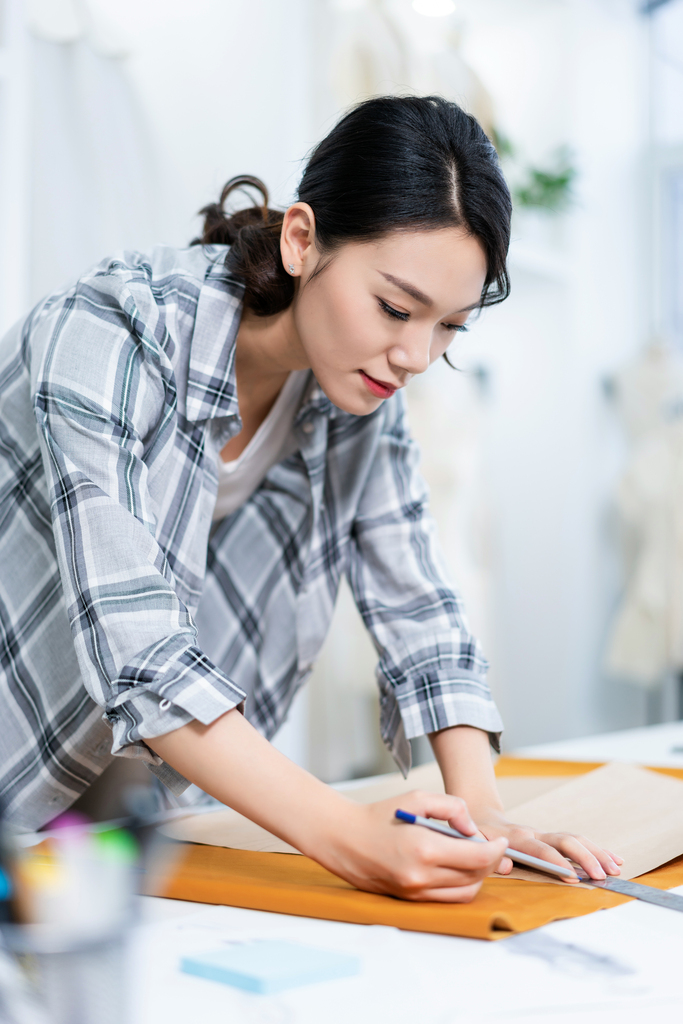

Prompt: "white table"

[514,721,683,767]
[131,724,683,1024]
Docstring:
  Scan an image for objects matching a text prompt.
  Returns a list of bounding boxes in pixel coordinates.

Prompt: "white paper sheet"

[131,888,683,1024]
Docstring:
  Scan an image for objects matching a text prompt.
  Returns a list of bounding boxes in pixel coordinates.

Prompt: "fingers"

[492,825,623,883]
[502,832,581,881]
[497,854,513,875]
[341,794,509,903]
[405,881,484,904]
[429,833,508,876]
[473,826,513,874]
[386,802,508,899]
[538,833,622,880]
[381,836,507,901]
[389,862,492,894]
[399,789,477,837]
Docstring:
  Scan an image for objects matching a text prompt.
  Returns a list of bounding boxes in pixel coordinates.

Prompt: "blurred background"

[2,0,683,786]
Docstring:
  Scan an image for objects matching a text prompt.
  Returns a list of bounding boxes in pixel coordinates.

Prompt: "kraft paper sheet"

[159,762,567,855]
[160,762,683,884]
[503,761,683,884]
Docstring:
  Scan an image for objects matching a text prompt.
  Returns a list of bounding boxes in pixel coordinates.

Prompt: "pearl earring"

[288,264,295,275]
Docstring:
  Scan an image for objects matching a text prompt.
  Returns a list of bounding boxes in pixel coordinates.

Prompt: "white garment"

[605,420,683,688]
[330,1,495,138]
[212,370,309,521]
[29,32,161,304]
[605,345,683,688]
[612,343,683,445]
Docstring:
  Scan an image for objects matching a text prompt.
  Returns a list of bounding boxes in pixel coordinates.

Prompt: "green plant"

[515,148,577,211]
[491,130,577,214]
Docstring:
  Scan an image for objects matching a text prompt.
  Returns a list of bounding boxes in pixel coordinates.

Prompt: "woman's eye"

[378,298,468,333]
[378,299,410,322]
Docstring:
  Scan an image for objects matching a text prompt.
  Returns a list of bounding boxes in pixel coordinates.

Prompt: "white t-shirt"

[212,370,309,521]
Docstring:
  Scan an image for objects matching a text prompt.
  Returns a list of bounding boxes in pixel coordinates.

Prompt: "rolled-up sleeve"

[346,393,503,773]
[32,274,245,788]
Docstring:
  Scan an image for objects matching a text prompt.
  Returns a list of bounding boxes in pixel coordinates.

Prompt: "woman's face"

[288,220,488,416]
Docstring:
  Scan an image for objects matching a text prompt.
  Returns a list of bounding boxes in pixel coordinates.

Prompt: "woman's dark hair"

[192,95,511,318]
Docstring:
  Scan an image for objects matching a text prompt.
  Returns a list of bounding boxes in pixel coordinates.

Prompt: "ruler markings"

[582,875,683,912]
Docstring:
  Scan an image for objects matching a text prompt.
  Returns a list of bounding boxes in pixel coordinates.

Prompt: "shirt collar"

[186,247,339,425]
[185,251,244,424]
[295,375,336,424]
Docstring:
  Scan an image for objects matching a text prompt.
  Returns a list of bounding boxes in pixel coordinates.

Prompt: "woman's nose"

[388,331,432,377]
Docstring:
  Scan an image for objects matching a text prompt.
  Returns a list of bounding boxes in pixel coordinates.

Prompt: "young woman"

[0,96,621,901]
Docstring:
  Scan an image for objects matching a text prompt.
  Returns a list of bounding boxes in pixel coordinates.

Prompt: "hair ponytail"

[193,97,511,318]
[191,175,294,316]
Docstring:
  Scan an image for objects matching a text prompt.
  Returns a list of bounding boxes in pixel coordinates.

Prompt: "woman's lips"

[359,370,398,399]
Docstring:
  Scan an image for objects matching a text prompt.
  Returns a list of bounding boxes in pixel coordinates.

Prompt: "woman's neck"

[220,305,309,463]
[235,304,309,385]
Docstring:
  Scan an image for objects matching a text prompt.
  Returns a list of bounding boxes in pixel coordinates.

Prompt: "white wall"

[650,0,683,348]
[16,0,315,305]
[458,0,650,746]
[652,0,683,149]
[107,0,315,247]
[0,0,30,333]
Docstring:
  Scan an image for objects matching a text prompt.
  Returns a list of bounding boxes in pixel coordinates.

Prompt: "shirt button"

[302,422,314,434]
[159,699,172,711]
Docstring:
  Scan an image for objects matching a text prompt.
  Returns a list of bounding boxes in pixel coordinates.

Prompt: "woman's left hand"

[472,810,624,883]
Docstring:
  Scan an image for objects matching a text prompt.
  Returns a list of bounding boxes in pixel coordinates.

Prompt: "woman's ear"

[280,203,317,278]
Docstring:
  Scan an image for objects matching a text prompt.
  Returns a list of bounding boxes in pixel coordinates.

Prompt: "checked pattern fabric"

[0,245,502,830]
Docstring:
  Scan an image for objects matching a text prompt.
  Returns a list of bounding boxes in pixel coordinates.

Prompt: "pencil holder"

[0,820,138,1024]
[1,924,130,1024]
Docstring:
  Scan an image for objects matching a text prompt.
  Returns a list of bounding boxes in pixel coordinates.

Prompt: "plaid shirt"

[0,244,502,830]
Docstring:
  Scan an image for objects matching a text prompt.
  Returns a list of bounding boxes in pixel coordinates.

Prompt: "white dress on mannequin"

[605,344,683,688]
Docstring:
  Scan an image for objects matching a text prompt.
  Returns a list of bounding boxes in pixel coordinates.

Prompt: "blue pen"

[395,809,576,880]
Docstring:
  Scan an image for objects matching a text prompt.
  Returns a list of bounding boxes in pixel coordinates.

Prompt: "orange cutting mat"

[159,758,683,941]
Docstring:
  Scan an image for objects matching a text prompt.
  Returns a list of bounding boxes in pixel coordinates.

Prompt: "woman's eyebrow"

[379,272,480,314]
[379,272,433,307]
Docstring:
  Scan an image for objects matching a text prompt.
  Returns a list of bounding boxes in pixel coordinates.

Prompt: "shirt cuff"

[103,695,195,794]
[103,644,247,791]
[379,668,504,764]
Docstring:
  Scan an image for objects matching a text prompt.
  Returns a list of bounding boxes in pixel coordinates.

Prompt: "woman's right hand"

[310,790,508,903]
[148,712,506,903]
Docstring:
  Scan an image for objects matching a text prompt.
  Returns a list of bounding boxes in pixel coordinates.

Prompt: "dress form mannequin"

[605,342,683,689]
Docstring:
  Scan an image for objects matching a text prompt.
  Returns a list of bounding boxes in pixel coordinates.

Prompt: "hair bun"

[192,175,294,316]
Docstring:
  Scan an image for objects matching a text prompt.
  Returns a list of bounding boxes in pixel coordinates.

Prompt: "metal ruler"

[583,875,683,912]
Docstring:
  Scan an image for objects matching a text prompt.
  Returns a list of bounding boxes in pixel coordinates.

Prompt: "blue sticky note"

[181,940,361,994]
